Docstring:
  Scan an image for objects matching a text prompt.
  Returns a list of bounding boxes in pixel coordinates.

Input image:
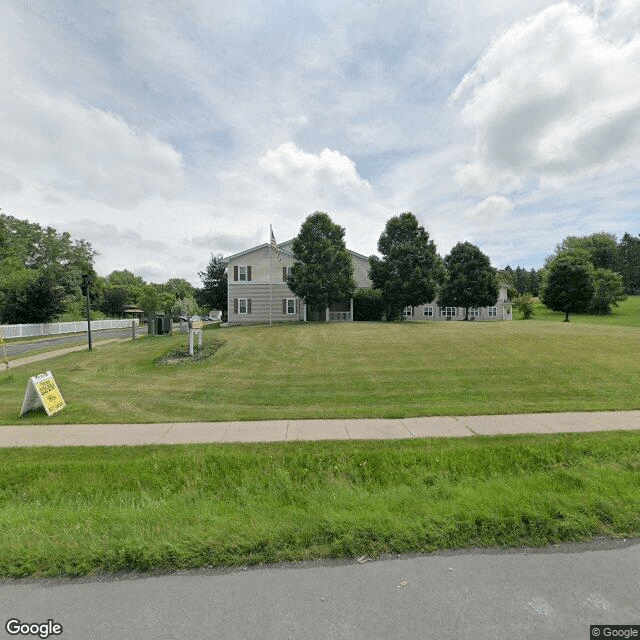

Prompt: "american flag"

[270,225,282,262]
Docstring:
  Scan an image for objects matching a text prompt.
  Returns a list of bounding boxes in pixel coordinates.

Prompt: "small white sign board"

[20,371,66,417]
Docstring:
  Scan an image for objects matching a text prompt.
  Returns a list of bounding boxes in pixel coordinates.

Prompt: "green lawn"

[1,306,639,578]
[1,431,638,578]
[520,294,640,326]
[1,307,639,424]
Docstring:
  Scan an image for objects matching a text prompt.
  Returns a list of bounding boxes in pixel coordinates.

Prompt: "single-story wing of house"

[402,284,512,322]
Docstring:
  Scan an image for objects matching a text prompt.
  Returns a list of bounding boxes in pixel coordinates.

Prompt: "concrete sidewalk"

[1,410,639,448]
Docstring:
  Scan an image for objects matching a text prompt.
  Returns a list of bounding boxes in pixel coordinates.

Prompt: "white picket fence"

[1,319,138,339]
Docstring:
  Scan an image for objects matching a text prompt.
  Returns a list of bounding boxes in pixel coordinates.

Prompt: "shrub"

[513,293,535,320]
[353,288,385,321]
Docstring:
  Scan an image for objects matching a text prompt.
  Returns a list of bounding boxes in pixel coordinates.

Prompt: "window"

[239,298,248,314]
[286,299,296,314]
[468,308,480,318]
[282,266,293,281]
[234,265,251,282]
[488,307,497,317]
[423,307,433,317]
[403,306,413,318]
[440,307,457,318]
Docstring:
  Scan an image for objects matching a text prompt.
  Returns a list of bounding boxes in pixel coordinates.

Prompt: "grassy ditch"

[0,430,639,578]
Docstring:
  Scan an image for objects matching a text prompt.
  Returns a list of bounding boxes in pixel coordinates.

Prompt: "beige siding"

[228,283,303,325]
[407,286,512,322]
[351,253,372,288]
[229,246,295,285]
[226,241,370,324]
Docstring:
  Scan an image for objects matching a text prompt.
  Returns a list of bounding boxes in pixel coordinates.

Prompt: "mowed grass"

[1,431,639,578]
[1,308,639,424]
[524,294,640,326]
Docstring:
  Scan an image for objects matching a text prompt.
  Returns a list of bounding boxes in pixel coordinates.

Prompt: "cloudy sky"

[2,0,639,284]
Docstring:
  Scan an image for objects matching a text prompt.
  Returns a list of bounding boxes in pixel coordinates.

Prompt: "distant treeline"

[503,231,640,297]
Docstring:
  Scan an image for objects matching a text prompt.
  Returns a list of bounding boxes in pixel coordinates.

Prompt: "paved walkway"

[1,411,639,448]
[0,338,127,371]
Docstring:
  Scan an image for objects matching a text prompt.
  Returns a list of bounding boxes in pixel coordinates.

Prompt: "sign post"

[20,371,66,417]
[0,327,8,368]
[189,319,204,356]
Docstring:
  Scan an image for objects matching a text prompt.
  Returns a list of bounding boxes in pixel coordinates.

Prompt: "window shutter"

[283,267,287,282]
[233,298,238,314]
[247,299,252,314]
[233,266,238,281]
[283,299,286,314]
[247,266,252,281]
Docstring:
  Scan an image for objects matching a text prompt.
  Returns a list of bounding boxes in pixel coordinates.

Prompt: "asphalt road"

[1,539,638,640]
[3,328,147,357]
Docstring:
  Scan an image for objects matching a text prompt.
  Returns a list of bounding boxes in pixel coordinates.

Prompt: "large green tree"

[369,212,443,320]
[540,249,595,321]
[287,212,356,318]
[196,253,228,315]
[0,212,96,323]
[546,232,619,271]
[438,242,499,320]
[99,270,146,317]
[1,271,66,324]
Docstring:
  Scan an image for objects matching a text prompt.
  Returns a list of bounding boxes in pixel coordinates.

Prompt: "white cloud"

[259,142,372,194]
[466,195,514,219]
[0,80,185,207]
[451,1,640,188]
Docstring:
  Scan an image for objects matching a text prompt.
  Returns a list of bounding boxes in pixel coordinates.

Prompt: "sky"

[1,0,639,285]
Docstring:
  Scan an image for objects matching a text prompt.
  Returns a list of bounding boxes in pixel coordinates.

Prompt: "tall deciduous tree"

[196,253,228,314]
[0,212,96,323]
[546,232,619,271]
[369,212,443,320]
[438,242,499,320]
[540,249,595,321]
[287,212,356,318]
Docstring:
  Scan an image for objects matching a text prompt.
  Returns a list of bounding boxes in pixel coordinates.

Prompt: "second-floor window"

[234,265,252,281]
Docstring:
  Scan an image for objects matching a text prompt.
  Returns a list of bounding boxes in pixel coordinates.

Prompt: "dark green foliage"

[0,271,66,323]
[353,288,385,321]
[540,249,595,321]
[504,266,542,296]
[547,232,619,271]
[369,212,444,320]
[617,233,640,294]
[100,286,133,317]
[0,212,96,323]
[196,252,228,316]
[438,242,499,319]
[288,212,356,316]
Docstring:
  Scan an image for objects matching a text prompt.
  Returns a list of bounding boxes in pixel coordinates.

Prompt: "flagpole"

[269,225,273,327]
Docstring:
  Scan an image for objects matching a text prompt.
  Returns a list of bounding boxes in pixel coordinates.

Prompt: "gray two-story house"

[225,239,372,325]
